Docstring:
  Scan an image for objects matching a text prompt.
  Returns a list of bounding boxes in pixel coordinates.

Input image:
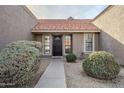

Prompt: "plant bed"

[64,61,124,88]
[0,58,50,88]
[0,40,45,88]
[25,58,50,88]
[83,51,120,80]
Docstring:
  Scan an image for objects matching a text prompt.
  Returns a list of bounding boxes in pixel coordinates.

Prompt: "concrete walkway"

[35,58,66,88]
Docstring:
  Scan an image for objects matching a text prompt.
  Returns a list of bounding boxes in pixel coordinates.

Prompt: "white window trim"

[84,33,95,53]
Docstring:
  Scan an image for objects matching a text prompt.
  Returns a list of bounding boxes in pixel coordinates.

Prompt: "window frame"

[84,33,95,53]
[44,35,51,55]
[64,35,72,54]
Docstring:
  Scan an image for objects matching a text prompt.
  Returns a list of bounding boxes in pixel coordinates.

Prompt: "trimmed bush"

[8,40,42,50]
[66,53,77,62]
[0,40,41,87]
[82,51,120,80]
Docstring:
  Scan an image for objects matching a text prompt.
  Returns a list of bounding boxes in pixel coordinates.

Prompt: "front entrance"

[52,35,62,56]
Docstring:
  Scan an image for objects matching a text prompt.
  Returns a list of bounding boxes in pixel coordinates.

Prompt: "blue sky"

[27,5,108,19]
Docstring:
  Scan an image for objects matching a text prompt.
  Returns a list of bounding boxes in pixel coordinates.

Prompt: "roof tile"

[33,19,99,32]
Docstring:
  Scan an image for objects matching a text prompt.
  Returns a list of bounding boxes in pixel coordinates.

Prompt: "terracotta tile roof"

[32,18,99,32]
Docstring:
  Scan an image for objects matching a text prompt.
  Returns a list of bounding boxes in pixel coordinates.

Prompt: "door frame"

[52,35,63,56]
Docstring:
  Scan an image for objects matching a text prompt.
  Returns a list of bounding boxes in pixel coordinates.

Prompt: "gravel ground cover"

[64,60,124,88]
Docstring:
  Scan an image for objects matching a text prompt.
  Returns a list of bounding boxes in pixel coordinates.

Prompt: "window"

[44,35,50,54]
[84,33,94,52]
[65,35,72,54]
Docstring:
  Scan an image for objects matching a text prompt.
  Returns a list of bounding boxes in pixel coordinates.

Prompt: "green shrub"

[66,53,77,62]
[82,51,120,80]
[0,40,41,87]
[8,40,42,50]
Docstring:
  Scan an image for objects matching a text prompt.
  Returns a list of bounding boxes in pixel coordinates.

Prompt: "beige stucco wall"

[93,6,124,65]
[95,33,100,51]
[0,5,37,50]
[72,33,99,58]
[72,33,84,58]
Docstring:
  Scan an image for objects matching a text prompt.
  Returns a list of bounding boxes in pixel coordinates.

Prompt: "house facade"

[93,5,124,65]
[1,5,124,65]
[32,17,100,58]
[0,5,37,50]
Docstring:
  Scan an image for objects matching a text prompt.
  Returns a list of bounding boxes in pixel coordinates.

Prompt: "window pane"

[85,33,93,52]
[44,35,50,54]
[45,46,50,50]
[45,42,50,46]
[45,50,50,54]
[65,35,72,53]
[86,43,92,51]
[45,36,50,39]
[65,46,71,53]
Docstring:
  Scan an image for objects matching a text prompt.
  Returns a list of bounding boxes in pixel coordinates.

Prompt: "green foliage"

[66,53,77,62]
[82,51,120,80]
[8,40,42,50]
[0,40,41,87]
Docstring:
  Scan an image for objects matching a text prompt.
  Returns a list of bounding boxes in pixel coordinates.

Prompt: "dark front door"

[52,35,62,56]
